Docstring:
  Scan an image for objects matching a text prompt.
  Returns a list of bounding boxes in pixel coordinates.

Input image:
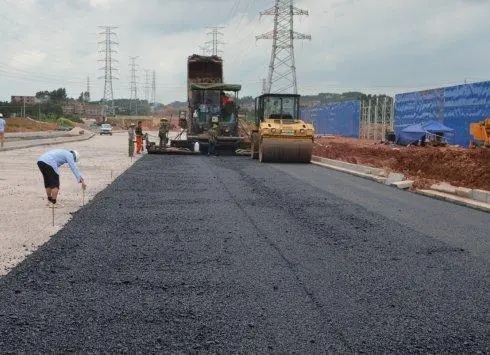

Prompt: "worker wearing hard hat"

[0,113,5,148]
[135,121,144,154]
[208,122,220,156]
[158,118,170,148]
[220,91,233,106]
[37,148,86,207]
[128,123,136,157]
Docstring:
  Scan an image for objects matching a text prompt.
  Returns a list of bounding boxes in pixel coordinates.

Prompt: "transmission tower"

[262,78,267,94]
[143,69,150,102]
[151,70,156,106]
[129,56,139,115]
[98,26,118,116]
[86,76,91,101]
[256,1,311,94]
[206,26,225,56]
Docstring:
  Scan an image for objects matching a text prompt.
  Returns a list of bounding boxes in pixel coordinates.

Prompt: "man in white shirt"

[0,113,6,148]
[37,148,87,207]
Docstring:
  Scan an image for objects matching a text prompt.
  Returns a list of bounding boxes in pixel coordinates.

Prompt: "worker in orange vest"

[220,92,234,120]
[135,121,144,154]
[220,91,232,107]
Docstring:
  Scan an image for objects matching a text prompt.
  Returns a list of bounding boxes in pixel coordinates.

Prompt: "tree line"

[0,88,72,121]
[0,87,164,120]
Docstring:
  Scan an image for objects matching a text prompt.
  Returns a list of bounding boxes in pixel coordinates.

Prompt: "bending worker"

[37,148,87,207]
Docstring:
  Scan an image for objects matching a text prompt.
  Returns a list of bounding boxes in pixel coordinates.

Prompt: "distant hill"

[166,101,187,108]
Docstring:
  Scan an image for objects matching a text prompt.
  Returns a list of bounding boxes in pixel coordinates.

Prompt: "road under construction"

[0,3,488,351]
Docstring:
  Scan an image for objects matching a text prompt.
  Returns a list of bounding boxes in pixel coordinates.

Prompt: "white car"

[99,123,113,135]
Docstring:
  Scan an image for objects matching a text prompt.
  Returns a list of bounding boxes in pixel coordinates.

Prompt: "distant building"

[62,100,104,119]
[84,104,104,117]
[11,95,36,105]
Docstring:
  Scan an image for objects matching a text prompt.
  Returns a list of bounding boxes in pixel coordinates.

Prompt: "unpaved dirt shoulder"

[313,137,490,190]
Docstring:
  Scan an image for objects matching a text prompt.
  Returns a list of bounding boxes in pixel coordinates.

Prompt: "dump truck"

[470,118,490,147]
[169,54,244,154]
[250,93,315,163]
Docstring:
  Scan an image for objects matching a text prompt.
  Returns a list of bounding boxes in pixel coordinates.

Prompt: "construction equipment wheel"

[259,138,313,163]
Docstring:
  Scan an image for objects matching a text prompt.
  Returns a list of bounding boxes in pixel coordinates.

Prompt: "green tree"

[49,88,67,102]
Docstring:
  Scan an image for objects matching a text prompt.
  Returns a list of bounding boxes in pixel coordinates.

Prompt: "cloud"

[0,0,489,103]
[87,0,117,10]
[9,50,47,70]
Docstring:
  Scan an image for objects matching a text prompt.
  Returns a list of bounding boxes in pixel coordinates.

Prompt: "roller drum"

[259,138,313,163]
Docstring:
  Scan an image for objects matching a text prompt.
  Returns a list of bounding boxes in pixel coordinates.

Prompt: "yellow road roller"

[250,93,315,163]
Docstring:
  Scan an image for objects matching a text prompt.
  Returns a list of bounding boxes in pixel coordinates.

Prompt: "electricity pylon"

[256,1,311,94]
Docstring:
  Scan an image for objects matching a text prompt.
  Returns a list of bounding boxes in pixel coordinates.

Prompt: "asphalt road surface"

[0,155,488,353]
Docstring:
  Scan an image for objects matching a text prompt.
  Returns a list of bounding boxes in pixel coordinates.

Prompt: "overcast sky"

[1,0,489,104]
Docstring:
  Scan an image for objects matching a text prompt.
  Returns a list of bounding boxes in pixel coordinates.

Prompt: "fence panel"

[301,100,360,138]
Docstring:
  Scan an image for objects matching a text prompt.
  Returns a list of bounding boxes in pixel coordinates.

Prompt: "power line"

[228,0,241,18]
[0,62,90,83]
[256,0,311,94]
[231,0,256,40]
[231,0,264,70]
[98,25,118,117]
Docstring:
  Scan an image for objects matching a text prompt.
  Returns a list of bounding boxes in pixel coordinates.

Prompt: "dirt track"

[4,117,57,132]
[313,137,490,190]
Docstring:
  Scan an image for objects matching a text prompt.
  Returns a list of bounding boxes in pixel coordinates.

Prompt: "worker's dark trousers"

[208,142,216,155]
[129,139,134,157]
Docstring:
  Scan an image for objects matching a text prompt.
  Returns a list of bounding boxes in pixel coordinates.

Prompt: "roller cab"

[251,93,315,163]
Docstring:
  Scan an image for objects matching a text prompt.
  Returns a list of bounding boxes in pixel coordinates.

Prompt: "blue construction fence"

[300,100,361,138]
[395,80,490,147]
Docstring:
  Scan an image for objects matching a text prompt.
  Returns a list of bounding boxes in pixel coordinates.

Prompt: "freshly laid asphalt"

[0,154,488,353]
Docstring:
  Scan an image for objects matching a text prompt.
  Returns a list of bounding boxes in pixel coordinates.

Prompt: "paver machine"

[186,82,243,153]
[170,54,244,154]
[146,54,243,155]
[250,93,315,163]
